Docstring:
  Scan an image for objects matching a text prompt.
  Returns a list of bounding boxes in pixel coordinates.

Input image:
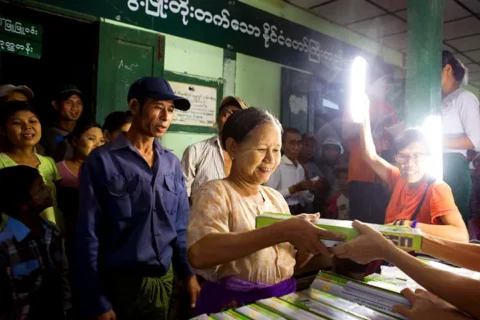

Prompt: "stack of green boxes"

[191,271,410,319]
[188,213,422,319]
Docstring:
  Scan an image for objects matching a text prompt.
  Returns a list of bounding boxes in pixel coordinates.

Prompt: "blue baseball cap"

[127,77,191,111]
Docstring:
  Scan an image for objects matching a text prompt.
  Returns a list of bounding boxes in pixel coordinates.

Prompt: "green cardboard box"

[303,288,398,320]
[256,212,423,250]
[310,272,408,319]
[257,297,326,320]
[190,314,216,320]
[236,304,287,319]
[211,310,251,320]
[279,292,361,320]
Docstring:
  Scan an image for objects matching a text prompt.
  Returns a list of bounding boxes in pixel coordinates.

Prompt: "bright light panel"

[349,56,369,123]
[422,115,443,181]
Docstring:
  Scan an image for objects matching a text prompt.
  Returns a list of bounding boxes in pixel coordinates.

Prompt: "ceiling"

[284,0,480,89]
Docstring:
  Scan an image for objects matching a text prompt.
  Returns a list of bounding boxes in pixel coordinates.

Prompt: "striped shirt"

[181,136,226,197]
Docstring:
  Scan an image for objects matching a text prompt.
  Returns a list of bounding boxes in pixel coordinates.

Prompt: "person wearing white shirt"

[441,51,480,227]
[267,128,314,214]
[181,96,248,199]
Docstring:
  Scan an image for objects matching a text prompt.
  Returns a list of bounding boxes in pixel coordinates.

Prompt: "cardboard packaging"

[211,310,251,320]
[236,304,287,319]
[310,272,409,319]
[257,297,326,320]
[279,292,361,320]
[256,213,423,250]
[303,288,398,320]
[191,315,216,320]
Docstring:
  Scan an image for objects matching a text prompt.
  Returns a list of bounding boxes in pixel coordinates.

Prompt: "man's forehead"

[149,98,174,106]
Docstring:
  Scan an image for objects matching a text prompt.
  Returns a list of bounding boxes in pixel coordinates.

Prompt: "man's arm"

[413,212,469,243]
[266,167,311,197]
[445,93,480,151]
[181,145,197,198]
[359,114,393,182]
[421,234,480,272]
[171,173,194,279]
[74,159,113,317]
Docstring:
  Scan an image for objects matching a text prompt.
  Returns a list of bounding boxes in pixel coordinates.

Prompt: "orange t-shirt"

[344,100,397,183]
[384,167,458,225]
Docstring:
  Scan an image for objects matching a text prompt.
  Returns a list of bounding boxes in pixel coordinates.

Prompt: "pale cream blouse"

[187,179,296,285]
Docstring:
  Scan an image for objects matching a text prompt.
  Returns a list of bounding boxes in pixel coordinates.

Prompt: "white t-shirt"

[266,155,313,206]
[442,88,480,157]
[337,194,350,220]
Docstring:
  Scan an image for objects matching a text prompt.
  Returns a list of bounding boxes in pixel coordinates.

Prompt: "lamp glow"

[422,115,443,181]
[349,56,369,123]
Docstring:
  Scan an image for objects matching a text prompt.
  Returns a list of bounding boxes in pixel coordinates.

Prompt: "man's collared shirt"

[74,133,192,317]
[0,216,71,319]
[181,135,226,197]
[266,155,312,206]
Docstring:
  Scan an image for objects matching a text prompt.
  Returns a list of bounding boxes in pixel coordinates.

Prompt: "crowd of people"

[0,50,479,320]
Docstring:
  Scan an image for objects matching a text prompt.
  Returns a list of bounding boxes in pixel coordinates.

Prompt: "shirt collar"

[211,135,222,147]
[110,132,165,155]
[281,154,298,167]
[3,216,52,242]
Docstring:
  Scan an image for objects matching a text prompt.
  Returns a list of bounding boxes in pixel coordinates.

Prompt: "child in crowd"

[328,167,350,220]
[56,122,105,189]
[102,110,132,142]
[0,166,71,319]
[0,101,63,232]
[56,122,104,262]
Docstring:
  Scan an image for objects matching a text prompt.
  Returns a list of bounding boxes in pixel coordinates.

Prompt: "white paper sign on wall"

[170,81,217,127]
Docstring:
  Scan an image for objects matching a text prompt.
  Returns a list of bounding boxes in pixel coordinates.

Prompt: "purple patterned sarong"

[193,277,296,316]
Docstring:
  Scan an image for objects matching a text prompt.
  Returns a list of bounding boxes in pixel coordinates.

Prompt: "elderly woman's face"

[395,141,428,184]
[231,122,282,185]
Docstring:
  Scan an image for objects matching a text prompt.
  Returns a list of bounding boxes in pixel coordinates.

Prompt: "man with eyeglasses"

[181,96,249,200]
[267,128,318,214]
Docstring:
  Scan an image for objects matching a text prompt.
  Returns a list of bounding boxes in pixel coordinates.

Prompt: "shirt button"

[154,232,159,237]
[153,207,157,212]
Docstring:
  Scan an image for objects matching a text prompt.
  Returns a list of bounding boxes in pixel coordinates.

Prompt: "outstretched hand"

[331,220,393,264]
[284,213,345,256]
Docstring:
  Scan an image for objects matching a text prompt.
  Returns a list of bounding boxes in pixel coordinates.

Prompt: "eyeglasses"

[395,153,427,164]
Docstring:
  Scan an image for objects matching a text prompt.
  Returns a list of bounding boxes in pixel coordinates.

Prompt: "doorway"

[0,2,98,126]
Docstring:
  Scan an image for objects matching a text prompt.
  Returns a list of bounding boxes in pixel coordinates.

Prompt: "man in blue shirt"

[74,77,200,320]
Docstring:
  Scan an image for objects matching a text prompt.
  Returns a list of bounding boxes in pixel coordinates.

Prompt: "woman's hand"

[282,213,345,256]
[393,289,470,320]
[331,220,394,264]
[186,275,201,309]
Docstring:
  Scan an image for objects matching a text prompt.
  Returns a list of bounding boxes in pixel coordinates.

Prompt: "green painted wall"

[160,0,410,158]
[161,35,224,158]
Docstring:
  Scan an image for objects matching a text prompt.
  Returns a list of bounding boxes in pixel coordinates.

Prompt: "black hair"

[393,128,430,155]
[0,100,39,129]
[221,107,281,150]
[102,111,133,133]
[67,121,102,144]
[282,128,302,143]
[442,51,465,82]
[55,84,84,103]
[0,166,41,214]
